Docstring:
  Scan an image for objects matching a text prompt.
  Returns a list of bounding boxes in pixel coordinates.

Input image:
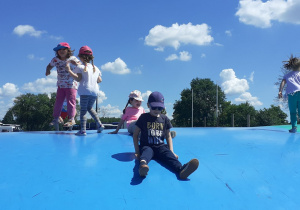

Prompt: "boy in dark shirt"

[133,91,199,179]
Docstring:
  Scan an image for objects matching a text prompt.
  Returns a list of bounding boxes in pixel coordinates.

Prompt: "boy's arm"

[166,129,178,159]
[109,119,125,134]
[45,64,53,76]
[133,127,141,158]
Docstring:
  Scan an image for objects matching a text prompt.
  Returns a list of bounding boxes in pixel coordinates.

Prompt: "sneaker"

[97,124,104,133]
[171,131,176,138]
[289,127,297,133]
[139,162,149,177]
[179,159,199,179]
[75,131,87,136]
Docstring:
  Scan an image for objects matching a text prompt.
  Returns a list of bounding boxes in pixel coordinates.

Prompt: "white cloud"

[142,91,152,101]
[13,25,46,37]
[225,30,232,37]
[99,104,122,118]
[133,65,143,74]
[145,22,214,51]
[22,71,57,94]
[166,54,178,61]
[0,83,20,120]
[49,35,63,40]
[215,43,223,47]
[201,53,206,58]
[97,90,107,103]
[179,51,192,61]
[0,83,20,97]
[101,58,131,75]
[27,54,35,60]
[166,51,192,61]
[220,69,249,95]
[27,54,45,61]
[220,68,262,106]
[249,71,255,82]
[236,0,300,28]
[235,92,263,106]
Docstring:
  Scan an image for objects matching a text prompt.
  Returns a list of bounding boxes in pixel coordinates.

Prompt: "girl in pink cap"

[46,42,80,131]
[66,46,104,136]
[109,90,145,135]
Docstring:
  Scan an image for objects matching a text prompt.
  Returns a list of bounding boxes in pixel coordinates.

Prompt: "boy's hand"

[108,130,118,134]
[173,152,179,159]
[135,153,140,159]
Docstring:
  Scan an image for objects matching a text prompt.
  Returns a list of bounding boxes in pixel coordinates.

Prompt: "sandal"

[63,120,76,127]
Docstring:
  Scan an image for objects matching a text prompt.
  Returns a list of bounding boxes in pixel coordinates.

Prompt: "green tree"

[11,93,56,131]
[172,78,226,127]
[256,105,287,126]
[219,102,257,127]
[2,108,15,124]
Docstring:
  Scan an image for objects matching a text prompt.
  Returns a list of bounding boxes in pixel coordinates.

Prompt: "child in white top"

[66,46,104,136]
[109,90,145,134]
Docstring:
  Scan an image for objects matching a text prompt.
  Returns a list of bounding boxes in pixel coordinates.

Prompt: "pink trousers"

[53,87,77,119]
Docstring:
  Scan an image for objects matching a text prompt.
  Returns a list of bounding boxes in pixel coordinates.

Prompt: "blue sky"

[1,0,300,120]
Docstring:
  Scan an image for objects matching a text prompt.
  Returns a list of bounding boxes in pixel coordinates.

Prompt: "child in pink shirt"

[110,90,145,134]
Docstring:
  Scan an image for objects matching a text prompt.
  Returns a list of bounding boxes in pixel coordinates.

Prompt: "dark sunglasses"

[151,106,164,111]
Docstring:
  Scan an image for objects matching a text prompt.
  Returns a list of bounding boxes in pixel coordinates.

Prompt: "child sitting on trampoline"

[109,90,145,135]
[279,55,300,133]
[133,91,199,179]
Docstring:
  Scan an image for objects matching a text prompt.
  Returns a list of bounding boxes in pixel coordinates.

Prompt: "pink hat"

[79,46,93,55]
[129,90,143,101]
[53,42,70,51]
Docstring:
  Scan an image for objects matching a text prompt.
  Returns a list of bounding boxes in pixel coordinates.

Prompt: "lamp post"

[192,89,194,127]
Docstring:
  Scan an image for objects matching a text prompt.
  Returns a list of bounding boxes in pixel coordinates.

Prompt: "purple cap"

[148,91,165,108]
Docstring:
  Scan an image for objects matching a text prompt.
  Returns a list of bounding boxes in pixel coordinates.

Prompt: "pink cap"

[53,42,70,51]
[79,46,93,55]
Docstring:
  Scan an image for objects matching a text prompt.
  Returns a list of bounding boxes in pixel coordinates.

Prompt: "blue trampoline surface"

[0,126,299,210]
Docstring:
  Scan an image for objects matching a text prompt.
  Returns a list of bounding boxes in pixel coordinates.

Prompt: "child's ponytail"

[84,63,87,72]
[91,59,96,73]
[123,99,131,114]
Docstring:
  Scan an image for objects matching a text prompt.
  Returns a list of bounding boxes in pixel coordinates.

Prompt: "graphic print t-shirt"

[135,113,172,146]
[50,56,79,89]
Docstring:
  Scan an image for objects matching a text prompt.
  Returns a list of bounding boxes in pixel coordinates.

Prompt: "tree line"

[1,93,121,131]
[1,78,288,131]
[172,78,287,127]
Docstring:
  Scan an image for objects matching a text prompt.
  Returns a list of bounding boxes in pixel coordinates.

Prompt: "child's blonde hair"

[283,55,300,71]
[79,53,96,73]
